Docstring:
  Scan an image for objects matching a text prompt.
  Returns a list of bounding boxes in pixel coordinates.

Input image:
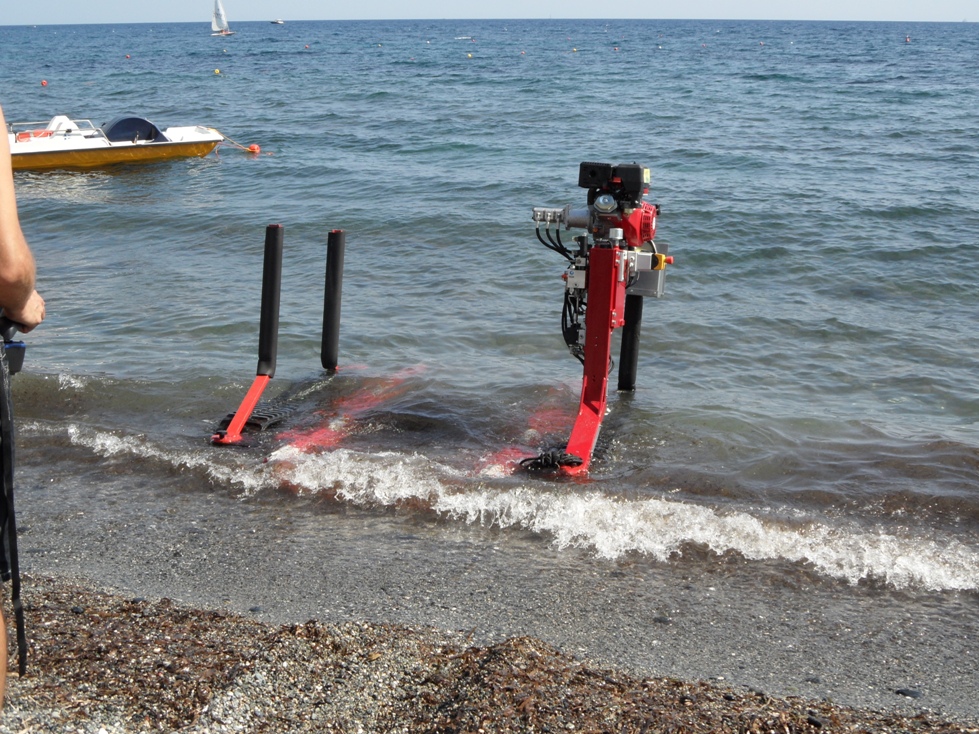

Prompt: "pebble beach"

[1,574,977,734]
[7,465,979,733]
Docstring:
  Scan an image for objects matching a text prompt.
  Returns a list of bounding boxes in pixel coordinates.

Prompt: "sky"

[3,0,974,26]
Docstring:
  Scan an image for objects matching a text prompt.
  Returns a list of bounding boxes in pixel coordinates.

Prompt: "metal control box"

[626,243,669,299]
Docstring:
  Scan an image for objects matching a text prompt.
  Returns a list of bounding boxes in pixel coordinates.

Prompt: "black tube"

[256,224,283,378]
[617,294,644,392]
[321,229,346,372]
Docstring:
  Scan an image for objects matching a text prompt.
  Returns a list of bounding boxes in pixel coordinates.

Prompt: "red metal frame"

[561,244,628,476]
[212,374,271,445]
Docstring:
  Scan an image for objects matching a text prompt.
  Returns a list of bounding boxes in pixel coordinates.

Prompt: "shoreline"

[2,573,976,734]
[11,465,979,727]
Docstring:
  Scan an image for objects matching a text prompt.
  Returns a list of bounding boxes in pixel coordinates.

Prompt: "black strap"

[0,341,27,675]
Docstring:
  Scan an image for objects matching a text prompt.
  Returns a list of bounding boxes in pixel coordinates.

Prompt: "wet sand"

[7,476,979,730]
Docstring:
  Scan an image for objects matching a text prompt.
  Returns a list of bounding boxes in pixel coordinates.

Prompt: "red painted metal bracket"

[561,245,627,476]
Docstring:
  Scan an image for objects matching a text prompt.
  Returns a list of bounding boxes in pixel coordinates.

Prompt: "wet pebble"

[0,575,971,734]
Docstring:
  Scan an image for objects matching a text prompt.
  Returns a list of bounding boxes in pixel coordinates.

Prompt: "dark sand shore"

[1,574,977,733]
[6,472,979,732]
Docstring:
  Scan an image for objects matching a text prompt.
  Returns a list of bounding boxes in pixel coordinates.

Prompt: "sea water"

[1,19,978,613]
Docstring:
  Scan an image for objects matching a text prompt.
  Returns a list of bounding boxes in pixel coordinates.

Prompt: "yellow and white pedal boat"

[8,115,224,170]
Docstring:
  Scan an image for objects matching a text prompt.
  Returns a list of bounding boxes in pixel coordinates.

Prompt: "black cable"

[535,226,559,252]
[535,227,573,262]
[545,227,560,248]
[544,228,574,262]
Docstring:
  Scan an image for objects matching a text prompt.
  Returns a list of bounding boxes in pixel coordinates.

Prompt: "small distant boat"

[271,19,285,24]
[211,0,235,36]
[8,115,224,171]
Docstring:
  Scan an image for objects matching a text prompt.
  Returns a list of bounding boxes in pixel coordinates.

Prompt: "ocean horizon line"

[1,17,971,29]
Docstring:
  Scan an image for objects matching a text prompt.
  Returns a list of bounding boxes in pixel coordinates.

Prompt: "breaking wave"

[271,445,979,592]
[61,425,979,593]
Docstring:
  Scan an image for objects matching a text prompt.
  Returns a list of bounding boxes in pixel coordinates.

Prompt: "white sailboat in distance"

[211,0,235,36]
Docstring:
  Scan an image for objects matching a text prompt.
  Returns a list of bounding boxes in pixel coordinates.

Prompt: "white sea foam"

[64,431,979,592]
[66,425,274,494]
[57,373,87,390]
[269,446,979,592]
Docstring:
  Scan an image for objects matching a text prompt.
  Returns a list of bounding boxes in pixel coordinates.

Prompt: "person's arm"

[0,105,44,332]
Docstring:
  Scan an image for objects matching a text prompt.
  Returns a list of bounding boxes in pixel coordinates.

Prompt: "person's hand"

[5,290,45,333]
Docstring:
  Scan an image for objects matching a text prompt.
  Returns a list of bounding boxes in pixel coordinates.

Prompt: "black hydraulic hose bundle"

[535,225,574,263]
[0,316,26,675]
[562,290,585,364]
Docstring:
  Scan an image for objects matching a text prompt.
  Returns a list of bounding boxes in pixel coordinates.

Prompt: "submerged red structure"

[525,162,672,476]
[212,226,346,445]
[212,164,671,478]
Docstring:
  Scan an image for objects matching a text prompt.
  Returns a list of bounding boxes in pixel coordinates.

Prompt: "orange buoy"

[40,79,47,86]
[248,144,261,153]
[126,54,131,59]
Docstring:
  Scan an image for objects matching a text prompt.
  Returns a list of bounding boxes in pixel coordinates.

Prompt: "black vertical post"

[321,229,345,372]
[617,294,644,391]
[256,224,283,378]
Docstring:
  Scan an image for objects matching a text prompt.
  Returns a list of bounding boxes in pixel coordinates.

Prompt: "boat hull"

[9,120,224,171]
[11,140,221,171]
